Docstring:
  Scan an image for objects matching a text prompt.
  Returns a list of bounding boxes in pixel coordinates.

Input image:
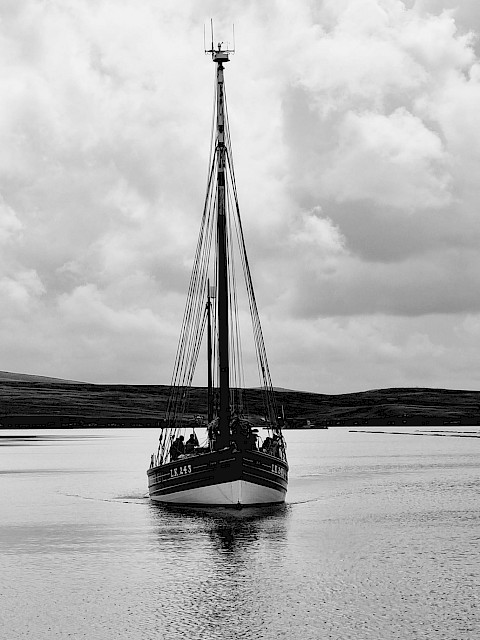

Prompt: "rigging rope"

[158,66,282,462]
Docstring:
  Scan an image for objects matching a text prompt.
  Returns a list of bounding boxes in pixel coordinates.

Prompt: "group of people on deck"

[170,425,282,461]
[260,435,281,457]
[229,417,258,452]
[229,418,282,456]
[170,432,199,461]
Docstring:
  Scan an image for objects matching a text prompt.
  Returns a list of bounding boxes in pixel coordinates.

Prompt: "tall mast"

[211,43,231,448]
[207,280,214,424]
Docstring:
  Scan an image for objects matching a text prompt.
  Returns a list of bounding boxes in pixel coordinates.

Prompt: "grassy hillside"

[0,371,80,384]
[0,372,479,427]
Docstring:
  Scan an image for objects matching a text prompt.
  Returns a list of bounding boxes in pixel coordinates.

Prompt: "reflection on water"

[207,506,288,552]
[1,428,479,640]
[145,504,291,640]
[150,502,289,551]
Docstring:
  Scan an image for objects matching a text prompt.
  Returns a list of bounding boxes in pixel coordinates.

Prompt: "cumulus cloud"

[0,269,44,312]
[0,197,22,243]
[275,1,480,327]
[319,107,451,209]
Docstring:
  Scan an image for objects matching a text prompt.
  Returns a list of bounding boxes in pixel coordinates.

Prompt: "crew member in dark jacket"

[170,436,185,461]
[185,433,199,454]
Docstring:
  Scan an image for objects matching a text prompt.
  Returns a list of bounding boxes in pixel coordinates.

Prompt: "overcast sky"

[2,0,480,393]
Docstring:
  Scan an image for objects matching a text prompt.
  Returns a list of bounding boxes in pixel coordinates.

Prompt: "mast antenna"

[204,20,235,57]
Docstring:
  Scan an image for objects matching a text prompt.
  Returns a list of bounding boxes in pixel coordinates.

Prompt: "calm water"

[1,427,479,639]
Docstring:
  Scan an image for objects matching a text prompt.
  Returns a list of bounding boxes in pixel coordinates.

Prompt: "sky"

[2,0,480,394]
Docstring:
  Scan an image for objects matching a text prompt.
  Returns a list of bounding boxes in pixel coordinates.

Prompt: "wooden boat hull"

[147,448,288,506]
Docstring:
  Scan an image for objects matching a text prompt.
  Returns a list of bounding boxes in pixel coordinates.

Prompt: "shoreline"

[1,376,479,428]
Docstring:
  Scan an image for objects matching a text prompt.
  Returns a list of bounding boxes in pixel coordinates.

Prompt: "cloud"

[0,269,44,313]
[320,107,451,209]
[1,0,480,392]
[273,1,480,326]
[0,197,22,243]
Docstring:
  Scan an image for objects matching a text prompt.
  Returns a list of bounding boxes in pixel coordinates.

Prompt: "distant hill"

[251,386,310,393]
[0,375,480,427]
[0,371,81,384]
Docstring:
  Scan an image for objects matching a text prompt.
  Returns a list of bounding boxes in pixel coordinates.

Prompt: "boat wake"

[288,497,325,505]
[59,491,149,504]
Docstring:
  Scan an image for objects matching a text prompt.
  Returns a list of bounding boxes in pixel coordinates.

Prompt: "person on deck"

[270,435,281,458]
[261,436,272,453]
[170,436,185,461]
[185,433,199,454]
[247,429,259,451]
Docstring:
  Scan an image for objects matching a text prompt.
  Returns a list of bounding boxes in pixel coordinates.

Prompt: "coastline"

[1,374,479,428]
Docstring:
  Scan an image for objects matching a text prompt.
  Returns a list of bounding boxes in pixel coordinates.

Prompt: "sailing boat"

[147,41,288,507]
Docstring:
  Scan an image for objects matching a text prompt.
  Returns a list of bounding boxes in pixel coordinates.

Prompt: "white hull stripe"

[149,479,286,506]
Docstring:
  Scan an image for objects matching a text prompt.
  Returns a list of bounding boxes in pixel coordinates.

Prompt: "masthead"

[204,20,235,62]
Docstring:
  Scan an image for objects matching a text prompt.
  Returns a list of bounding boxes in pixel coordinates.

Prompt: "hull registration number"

[271,463,287,480]
[171,464,192,478]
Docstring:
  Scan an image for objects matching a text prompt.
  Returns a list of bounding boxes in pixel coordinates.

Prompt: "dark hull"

[147,448,288,506]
